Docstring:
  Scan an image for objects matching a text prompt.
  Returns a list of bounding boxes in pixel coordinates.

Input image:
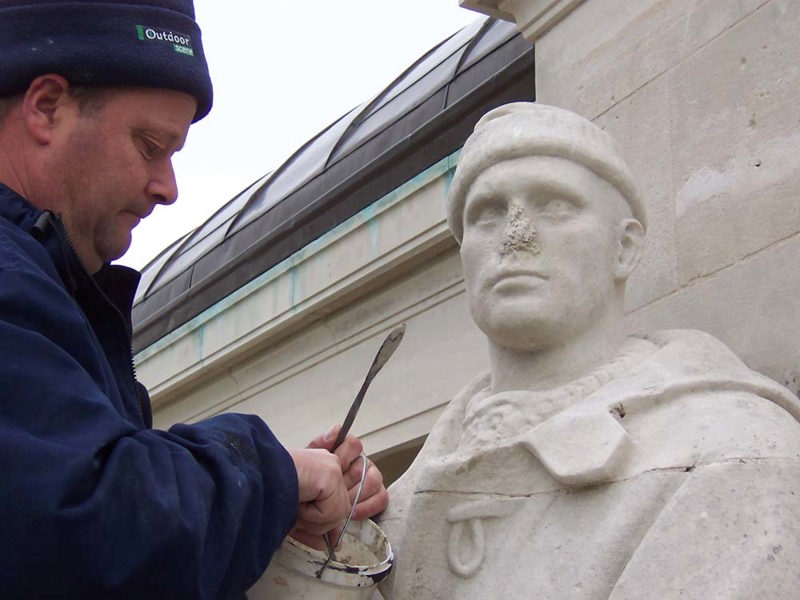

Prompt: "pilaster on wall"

[459,0,586,42]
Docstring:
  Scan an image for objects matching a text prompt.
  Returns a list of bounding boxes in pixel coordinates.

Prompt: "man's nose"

[499,202,540,257]
[146,159,179,205]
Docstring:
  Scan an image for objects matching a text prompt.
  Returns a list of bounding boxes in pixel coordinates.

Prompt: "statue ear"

[614,218,644,282]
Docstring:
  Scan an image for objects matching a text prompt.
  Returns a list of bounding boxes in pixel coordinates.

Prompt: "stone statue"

[378,103,800,598]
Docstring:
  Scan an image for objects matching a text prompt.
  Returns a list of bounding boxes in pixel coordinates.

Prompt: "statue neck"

[488,310,627,393]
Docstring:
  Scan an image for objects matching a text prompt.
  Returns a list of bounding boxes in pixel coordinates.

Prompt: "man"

[0,1,386,598]
[378,103,800,598]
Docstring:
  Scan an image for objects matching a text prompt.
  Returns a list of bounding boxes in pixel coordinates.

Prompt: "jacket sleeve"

[0,249,298,599]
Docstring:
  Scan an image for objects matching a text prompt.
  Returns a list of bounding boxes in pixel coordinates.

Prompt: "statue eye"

[467,199,507,226]
[540,197,579,218]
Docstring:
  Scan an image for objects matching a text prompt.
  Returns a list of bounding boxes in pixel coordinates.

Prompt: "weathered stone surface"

[670,0,800,283]
[595,77,677,311]
[379,102,800,599]
[626,232,800,398]
[535,0,768,118]
[525,0,800,393]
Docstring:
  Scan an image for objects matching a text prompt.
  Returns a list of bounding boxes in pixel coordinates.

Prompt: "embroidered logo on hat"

[0,1,213,121]
[135,25,194,56]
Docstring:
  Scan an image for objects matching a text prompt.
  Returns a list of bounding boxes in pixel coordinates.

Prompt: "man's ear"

[614,218,645,282]
[21,74,72,145]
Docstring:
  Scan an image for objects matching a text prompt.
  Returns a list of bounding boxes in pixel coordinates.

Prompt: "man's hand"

[288,425,389,550]
[287,448,351,536]
[308,424,388,521]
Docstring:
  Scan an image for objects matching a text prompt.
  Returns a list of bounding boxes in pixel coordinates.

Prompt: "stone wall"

[531,0,799,394]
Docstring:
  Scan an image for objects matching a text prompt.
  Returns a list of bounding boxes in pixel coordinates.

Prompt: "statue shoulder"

[638,328,800,418]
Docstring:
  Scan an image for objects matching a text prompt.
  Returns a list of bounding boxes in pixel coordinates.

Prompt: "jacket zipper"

[37,210,146,422]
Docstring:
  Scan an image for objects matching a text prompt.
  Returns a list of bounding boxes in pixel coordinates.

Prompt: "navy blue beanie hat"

[0,0,213,121]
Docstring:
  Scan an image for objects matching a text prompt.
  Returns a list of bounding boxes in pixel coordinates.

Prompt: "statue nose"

[499,204,540,257]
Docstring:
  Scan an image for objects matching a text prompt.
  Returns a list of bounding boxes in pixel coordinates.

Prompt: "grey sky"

[118,1,479,270]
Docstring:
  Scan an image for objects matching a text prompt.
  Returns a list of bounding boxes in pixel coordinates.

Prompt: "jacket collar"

[0,182,42,232]
[0,182,141,312]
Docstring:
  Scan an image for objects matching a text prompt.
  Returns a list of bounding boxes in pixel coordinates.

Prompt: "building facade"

[133,0,800,483]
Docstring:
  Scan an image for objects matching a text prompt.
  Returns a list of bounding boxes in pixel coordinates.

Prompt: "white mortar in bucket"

[248,518,393,599]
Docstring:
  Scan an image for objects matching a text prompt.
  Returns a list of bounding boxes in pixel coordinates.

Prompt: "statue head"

[447,103,647,352]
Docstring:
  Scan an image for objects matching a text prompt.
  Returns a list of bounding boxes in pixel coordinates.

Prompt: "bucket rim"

[275,519,394,586]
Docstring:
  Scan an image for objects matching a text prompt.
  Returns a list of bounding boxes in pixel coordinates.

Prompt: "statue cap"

[447,102,646,243]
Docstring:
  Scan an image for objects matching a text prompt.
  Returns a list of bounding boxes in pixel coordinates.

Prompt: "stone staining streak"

[499,204,540,257]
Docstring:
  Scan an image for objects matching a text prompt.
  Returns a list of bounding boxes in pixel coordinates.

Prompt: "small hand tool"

[318,323,406,576]
[331,323,406,450]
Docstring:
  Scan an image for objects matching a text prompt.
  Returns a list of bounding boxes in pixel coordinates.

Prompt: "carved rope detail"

[448,518,485,577]
[446,498,526,578]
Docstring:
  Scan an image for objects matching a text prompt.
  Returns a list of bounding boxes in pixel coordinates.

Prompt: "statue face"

[460,156,628,351]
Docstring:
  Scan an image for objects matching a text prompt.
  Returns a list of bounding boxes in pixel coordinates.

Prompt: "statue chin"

[472,304,585,352]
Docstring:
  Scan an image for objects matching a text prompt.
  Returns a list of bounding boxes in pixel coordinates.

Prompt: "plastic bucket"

[248,519,393,599]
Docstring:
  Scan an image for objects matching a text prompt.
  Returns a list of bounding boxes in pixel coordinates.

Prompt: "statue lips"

[486,269,548,294]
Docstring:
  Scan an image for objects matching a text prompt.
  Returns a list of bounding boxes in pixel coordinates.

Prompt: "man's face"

[49,87,196,272]
[459,156,629,351]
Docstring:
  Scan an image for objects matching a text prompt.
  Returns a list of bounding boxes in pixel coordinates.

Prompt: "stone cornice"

[459,0,587,42]
[135,154,459,407]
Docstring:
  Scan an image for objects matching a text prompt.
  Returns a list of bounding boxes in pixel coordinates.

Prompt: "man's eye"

[138,137,161,160]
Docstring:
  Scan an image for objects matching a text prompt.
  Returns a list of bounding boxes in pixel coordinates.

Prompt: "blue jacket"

[0,184,299,599]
